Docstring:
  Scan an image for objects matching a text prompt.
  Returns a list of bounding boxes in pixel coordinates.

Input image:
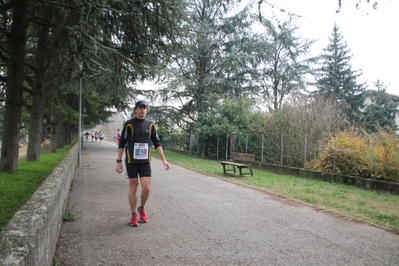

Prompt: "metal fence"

[161,132,321,167]
[161,131,399,181]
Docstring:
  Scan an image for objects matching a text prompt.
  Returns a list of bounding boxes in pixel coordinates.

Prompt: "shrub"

[307,128,399,182]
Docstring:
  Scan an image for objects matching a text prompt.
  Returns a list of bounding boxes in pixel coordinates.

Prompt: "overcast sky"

[256,0,398,95]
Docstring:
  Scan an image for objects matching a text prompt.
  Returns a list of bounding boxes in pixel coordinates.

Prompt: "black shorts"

[126,163,151,178]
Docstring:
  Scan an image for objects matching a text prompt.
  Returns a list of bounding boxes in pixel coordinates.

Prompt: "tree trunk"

[50,114,58,153]
[0,0,30,173]
[56,122,67,148]
[26,11,50,161]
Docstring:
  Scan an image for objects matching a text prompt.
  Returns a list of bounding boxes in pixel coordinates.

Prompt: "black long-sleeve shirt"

[119,117,162,164]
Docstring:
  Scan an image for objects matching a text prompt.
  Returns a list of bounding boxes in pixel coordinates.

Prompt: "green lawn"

[0,142,75,231]
[158,150,399,233]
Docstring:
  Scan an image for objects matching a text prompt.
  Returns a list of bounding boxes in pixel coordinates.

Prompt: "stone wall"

[0,144,78,266]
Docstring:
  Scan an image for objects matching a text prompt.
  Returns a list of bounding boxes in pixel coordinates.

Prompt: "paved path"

[56,140,399,266]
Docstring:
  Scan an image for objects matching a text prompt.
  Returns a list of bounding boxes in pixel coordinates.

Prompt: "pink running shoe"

[138,206,148,223]
[129,214,139,227]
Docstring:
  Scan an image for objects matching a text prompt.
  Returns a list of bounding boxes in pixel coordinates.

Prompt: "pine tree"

[252,18,316,112]
[154,0,254,128]
[363,80,398,133]
[0,0,185,172]
[316,24,366,127]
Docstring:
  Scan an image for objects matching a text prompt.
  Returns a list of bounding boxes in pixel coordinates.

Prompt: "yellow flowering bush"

[307,128,399,182]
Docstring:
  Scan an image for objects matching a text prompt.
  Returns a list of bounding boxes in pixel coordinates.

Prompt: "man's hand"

[163,160,170,170]
[115,163,123,174]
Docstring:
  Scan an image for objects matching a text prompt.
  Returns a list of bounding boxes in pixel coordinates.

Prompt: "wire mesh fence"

[161,132,321,167]
[161,130,399,181]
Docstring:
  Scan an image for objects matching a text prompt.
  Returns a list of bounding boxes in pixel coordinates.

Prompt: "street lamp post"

[78,65,83,167]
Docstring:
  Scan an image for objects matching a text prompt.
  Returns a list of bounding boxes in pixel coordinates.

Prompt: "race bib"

[133,143,149,160]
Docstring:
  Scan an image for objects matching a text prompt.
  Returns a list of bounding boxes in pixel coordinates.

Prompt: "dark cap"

[135,100,148,108]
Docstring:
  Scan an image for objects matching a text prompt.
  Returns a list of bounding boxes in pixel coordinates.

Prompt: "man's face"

[136,105,147,118]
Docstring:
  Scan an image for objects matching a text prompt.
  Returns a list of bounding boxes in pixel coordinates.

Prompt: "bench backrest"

[230,152,255,162]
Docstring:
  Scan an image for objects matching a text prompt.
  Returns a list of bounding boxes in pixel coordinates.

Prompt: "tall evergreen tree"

[152,0,254,133]
[251,17,316,112]
[0,0,31,173]
[363,80,398,133]
[0,0,185,172]
[316,23,366,127]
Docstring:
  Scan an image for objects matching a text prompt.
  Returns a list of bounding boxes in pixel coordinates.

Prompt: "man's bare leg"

[139,177,151,207]
[137,177,151,223]
[128,178,139,213]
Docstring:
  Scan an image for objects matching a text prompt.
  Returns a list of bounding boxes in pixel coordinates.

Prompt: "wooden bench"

[219,152,255,176]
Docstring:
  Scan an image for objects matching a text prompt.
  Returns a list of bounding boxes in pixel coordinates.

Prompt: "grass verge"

[158,150,399,233]
[0,142,75,231]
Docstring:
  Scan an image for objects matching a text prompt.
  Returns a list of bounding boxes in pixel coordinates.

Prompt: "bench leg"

[222,164,236,174]
[237,167,253,176]
[238,167,243,176]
